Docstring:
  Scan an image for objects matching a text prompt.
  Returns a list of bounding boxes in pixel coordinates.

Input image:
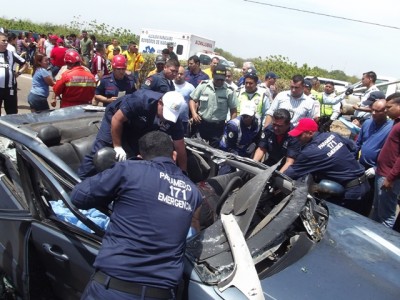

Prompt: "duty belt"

[93,270,174,299]
[345,174,367,189]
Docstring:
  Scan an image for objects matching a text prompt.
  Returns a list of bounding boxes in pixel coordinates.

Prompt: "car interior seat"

[37,125,82,172]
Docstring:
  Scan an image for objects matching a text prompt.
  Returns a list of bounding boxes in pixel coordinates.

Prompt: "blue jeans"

[371,175,400,228]
[28,92,50,111]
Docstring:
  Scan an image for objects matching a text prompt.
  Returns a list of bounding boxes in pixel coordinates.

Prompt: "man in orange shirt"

[53,49,96,108]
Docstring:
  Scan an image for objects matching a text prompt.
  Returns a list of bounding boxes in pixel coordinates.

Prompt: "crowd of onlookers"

[0,27,399,233]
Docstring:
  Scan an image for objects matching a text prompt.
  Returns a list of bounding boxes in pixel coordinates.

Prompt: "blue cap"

[304,79,312,89]
[265,72,279,79]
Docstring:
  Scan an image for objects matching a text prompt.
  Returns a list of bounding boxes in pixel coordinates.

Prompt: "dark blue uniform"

[284,132,369,212]
[78,90,184,179]
[184,69,209,88]
[220,116,260,157]
[258,124,300,166]
[96,73,136,106]
[141,72,174,93]
[72,157,203,299]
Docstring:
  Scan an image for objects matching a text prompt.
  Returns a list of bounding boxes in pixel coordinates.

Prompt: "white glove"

[114,146,126,161]
[365,167,375,178]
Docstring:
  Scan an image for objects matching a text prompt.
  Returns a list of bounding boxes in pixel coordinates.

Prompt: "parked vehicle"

[139,28,217,61]
[0,106,399,299]
[195,51,230,67]
[304,76,351,93]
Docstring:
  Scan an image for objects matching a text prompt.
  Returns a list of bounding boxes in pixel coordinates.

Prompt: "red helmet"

[112,55,127,69]
[64,49,81,64]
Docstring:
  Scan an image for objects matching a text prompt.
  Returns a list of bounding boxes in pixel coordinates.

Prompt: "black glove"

[345,87,354,96]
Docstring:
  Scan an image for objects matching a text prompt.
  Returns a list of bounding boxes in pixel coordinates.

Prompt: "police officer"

[94,54,136,107]
[253,108,300,172]
[78,89,187,179]
[314,81,341,131]
[236,68,269,126]
[141,59,179,93]
[284,118,370,214]
[189,64,238,148]
[72,131,203,300]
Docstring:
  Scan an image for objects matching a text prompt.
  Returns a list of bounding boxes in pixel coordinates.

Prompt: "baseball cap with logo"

[304,79,312,89]
[288,118,318,136]
[162,91,185,123]
[213,64,227,80]
[240,101,256,116]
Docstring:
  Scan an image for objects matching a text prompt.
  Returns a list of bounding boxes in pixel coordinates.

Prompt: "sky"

[3,0,400,78]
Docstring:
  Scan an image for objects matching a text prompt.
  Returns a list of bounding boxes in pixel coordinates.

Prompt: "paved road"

[1,74,60,116]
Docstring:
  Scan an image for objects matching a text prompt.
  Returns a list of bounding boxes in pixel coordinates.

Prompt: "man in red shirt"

[53,49,96,108]
[372,92,400,228]
[50,38,67,78]
[91,43,108,82]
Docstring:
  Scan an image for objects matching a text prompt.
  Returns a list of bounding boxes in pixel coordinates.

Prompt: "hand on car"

[114,146,126,161]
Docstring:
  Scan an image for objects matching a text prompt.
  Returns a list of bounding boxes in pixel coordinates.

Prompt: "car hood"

[259,203,400,299]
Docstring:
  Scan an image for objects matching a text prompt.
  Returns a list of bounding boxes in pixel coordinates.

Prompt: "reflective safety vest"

[316,93,333,117]
[237,87,267,125]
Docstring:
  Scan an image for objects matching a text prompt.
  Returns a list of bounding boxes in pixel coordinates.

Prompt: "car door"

[0,149,33,300]
[17,146,103,299]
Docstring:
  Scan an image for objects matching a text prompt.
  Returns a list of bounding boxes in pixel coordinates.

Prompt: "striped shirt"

[267,91,316,126]
[0,50,25,89]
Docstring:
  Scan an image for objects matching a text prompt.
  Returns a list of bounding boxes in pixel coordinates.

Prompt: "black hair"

[292,74,304,84]
[325,81,335,86]
[188,55,200,64]
[138,131,174,160]
[386,92,400,104]
[273,109,291,124]
[96,43,104,51]
[363,71,377,83]
[165,59,180,68]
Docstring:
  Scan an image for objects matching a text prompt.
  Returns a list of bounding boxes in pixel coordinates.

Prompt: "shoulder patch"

[261,132,265,139]
[144,78,153,86]
[228,131,234,138]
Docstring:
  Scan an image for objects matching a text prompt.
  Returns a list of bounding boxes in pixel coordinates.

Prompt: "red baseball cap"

[288,118,318,137]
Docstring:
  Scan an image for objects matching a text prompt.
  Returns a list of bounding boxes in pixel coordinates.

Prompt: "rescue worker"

[220,101,259,156]
[94,55,136,107]
[236,68,268,126]
[219,102,260,174]
[78,89,187,179]
[189,64,238,148]
[141,59,179,93]
[72,131,203,300]
[253,108,300,172]
[53,49,96,108]
[284,118,370,214]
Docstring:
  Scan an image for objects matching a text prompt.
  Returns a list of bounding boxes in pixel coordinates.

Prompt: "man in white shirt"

[264,75,316,128]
